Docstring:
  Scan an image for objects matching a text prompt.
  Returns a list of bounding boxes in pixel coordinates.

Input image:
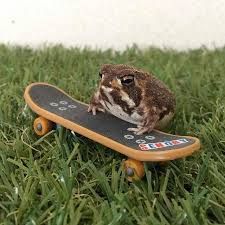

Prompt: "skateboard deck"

[24,83,200,162]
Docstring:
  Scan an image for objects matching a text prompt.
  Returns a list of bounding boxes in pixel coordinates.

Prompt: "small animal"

[88,64,175,135]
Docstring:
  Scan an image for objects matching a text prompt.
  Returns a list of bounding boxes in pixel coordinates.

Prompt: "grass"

[0,44,225,225]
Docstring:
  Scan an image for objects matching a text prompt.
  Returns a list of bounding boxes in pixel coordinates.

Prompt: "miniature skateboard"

[24,83,200,181]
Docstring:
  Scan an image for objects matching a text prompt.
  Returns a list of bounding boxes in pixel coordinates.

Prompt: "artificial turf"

[0,44,224,225]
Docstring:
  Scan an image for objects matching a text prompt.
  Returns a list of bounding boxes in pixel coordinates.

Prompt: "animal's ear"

[121,74,134,86]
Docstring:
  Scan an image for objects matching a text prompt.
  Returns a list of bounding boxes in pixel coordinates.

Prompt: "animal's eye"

[99,72,102,78]
[121,75,134,86]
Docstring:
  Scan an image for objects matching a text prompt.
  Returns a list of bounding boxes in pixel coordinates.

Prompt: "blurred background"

[0,0,225,50]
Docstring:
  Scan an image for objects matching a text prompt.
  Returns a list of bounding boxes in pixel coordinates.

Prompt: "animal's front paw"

[87,104,105,115]
[127,125,152,135]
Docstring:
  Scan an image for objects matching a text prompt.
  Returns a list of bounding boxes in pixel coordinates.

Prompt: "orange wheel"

[33,116,53,136]
[123,159,145,182]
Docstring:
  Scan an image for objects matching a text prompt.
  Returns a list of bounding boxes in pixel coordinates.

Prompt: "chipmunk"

[88,64,175,135]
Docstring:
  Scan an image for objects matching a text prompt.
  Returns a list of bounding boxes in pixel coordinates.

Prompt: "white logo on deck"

[50,102,58,107]
[145,135,155,140]
[136,139,146,144]
[59,101,68,105]
[124,135,134,140]
[59,107,67,111]
[68,105,77,109]
[49,101,77,110]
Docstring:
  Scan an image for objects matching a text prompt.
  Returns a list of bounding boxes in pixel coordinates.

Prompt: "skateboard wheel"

[33,117,53,136]
[124,159,145,182]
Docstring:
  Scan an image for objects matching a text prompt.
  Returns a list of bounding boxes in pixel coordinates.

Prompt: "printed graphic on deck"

[139,139,189,151]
